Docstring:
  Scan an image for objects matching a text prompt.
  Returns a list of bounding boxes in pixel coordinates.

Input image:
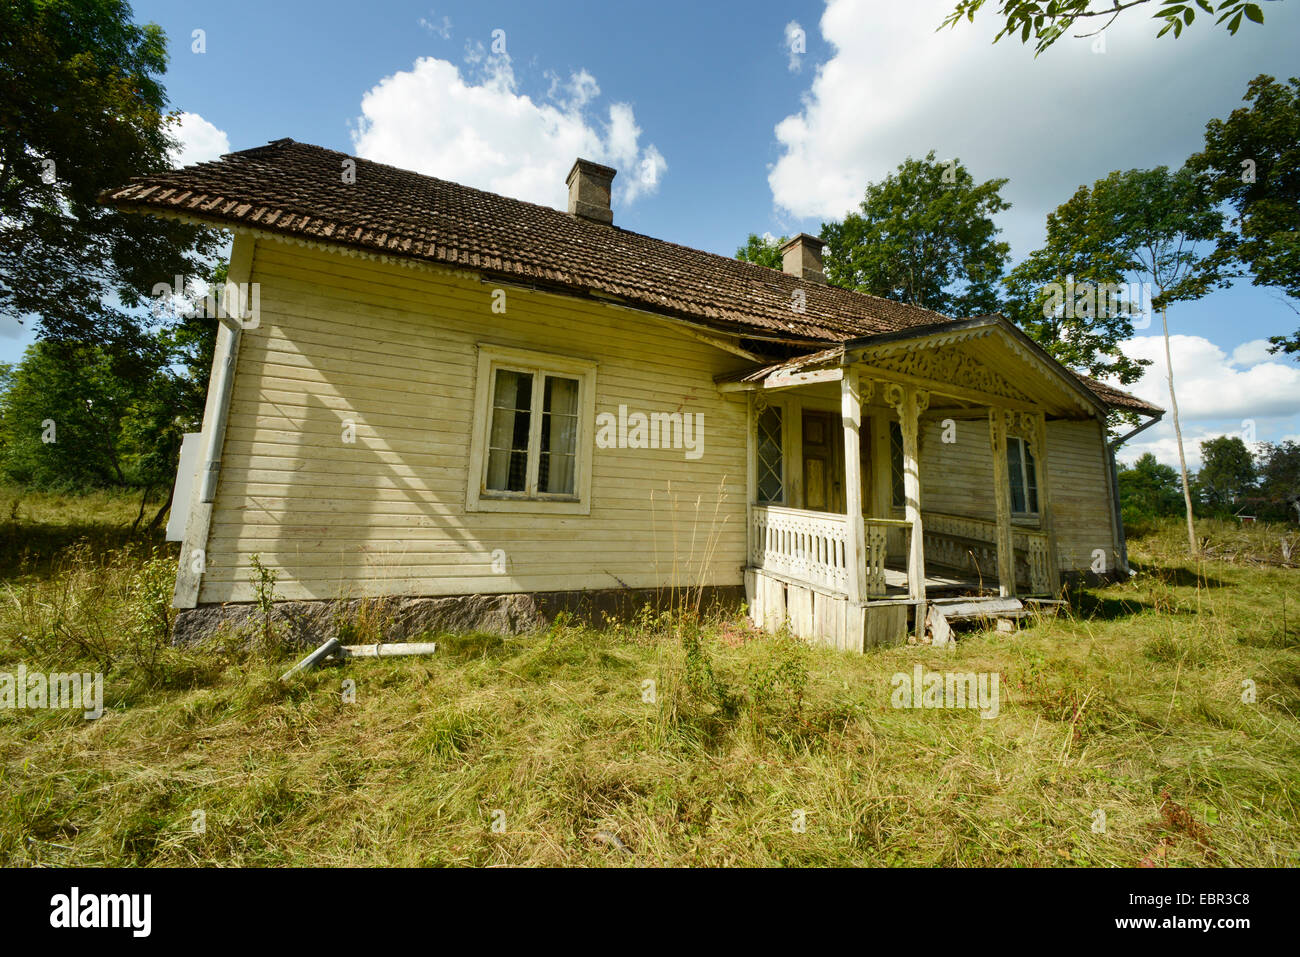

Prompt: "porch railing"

[750,506,902,597]
[750,505,850,595]
[922,510,1052,595]
[750,505,1050,597]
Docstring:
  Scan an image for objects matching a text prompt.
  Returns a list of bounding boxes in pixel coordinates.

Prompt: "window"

[468,346,596,513]
[1007,436,1039,515]
[756,405,784,504]
[485,370,579,495]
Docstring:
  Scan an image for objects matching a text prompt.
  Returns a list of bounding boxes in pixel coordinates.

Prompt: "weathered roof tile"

[101,139,1158,414]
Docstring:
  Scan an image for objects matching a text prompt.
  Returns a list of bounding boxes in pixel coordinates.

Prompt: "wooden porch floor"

[881,566,995,598]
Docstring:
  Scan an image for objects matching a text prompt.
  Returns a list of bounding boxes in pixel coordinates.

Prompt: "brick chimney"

[566,159,617,225]
[779,233,825,283]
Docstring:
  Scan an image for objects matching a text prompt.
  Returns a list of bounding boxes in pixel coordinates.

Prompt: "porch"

[745,504,1054,649]
[721,318,1097,651]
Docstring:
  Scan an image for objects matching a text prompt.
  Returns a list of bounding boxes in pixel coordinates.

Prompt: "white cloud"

[0,316,32,341]
[1119,428,1247,471]
[627,144,667,203]
[1230,338,1277,367]
[351,53,665,210]
[768,0,1300,256]
[1115,335,1300,421]
[168,112,230,168]
[418,12,452,39]
[547,69,600,112]
[1108,334,1300,467]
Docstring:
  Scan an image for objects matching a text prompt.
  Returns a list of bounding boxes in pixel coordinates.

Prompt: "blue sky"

[5,0,1298,466]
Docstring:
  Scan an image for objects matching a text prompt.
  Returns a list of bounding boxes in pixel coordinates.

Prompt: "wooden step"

[926,597,1024,646]
[932,597,1024,620]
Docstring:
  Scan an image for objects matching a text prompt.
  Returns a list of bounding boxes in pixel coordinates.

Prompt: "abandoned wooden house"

[102,140,1162,649]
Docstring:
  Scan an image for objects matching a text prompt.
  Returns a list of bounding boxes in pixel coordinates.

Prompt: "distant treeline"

[1119,438,1300,526]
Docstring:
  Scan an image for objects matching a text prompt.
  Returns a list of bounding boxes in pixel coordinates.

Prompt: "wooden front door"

[801,409,874,515]
[801,410,842,513]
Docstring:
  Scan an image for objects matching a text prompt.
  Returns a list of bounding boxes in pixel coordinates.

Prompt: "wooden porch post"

[840,369,868,604]
[745,393,756,563]
[1030,411,1061,594]
[988,408,1017,598]
[887,384,928,602]
[785,396,804,509]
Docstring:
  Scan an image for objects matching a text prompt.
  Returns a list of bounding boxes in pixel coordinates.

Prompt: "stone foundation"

[172,585,746,648]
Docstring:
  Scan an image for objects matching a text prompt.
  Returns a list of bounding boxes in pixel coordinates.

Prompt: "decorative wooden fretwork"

[922,511,1052,595]
[870,346,1033,404]
[750,505,898,598]
[857,376,875,406]
[883,382,930,417]
[750,505,850,595]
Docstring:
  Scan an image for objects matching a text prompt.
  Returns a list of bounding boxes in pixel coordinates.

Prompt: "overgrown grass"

[0,495,1296,866]
[1130,515,1300,569]
[0,485,168,580]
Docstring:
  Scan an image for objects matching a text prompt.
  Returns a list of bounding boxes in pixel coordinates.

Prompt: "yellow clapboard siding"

[1046,419,1119,571]
[209,500,743,526]
[201,566,733,603]
[198,237,750,603]
[250,286,748,379]
[917,414,1118,574]
[208,526,744,546]
[203,541,741,564]
[232,357,473,403]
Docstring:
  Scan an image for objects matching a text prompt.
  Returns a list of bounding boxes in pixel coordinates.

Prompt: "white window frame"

[466,344,597,514]
[1007,436,1040,519]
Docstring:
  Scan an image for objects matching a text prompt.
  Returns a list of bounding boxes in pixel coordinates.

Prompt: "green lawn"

[1,489,1296,866]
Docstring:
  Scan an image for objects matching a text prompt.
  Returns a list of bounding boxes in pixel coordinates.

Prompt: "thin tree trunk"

[146,483,174,535]
[130,485,152,533]
[1161,305,1197,555]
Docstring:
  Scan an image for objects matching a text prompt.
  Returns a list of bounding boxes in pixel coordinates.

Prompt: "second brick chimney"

[779,233,825,283]
[566,159,617,225]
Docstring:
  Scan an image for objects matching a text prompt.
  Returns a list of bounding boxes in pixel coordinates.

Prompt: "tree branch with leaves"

[940,0,1283,55]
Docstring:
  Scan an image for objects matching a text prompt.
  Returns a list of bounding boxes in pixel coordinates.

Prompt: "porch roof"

[716,316,1164,418]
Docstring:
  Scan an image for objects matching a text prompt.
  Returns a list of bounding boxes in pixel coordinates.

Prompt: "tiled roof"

[1074,373,1164,417]
[100,139,952,344]
[101,138,1159,415]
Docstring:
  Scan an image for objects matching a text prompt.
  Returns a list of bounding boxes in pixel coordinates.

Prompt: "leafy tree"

[1197,435,1258,508]
[736,233,787,270]
[0,341,139,489]
[1022,166,1225,553]
[820,152,1011,316]
[0,334,210,495]
[1257,440,1300,520]
[1187,74,1300,359]
[117,264,223,527]
[0,0,221,350]
[0,260,221,499]
[1119,166,1229,554]
[1118,452,1183,520]
[941,0,1284,56]
[1002,187,1152,384]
